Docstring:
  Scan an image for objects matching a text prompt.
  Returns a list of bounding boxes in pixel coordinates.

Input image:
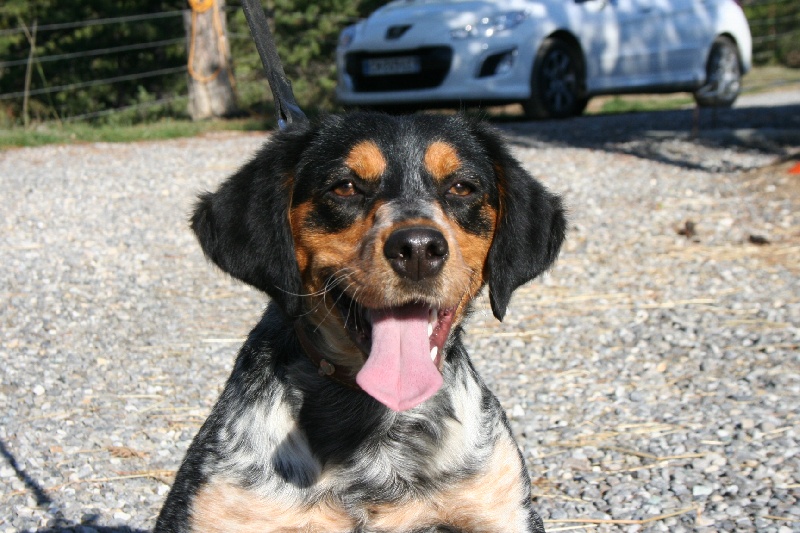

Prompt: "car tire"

[523,38,587,119]
[694,36,742,108]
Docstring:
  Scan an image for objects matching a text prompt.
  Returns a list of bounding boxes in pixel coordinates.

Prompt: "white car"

[335,0,752,118]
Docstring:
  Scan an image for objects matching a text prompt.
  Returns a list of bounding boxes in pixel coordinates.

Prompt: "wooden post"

[21,20,38,128]
[185,0,237,120]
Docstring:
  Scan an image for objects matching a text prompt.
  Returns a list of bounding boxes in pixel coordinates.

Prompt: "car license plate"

[362,56,421,76]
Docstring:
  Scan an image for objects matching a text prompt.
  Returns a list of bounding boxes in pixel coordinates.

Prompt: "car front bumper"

[336,37,536,106]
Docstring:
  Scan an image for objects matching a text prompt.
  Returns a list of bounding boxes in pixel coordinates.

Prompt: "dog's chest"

[191,375,531,531]
[191,429,531,533]
[215,372,489,493]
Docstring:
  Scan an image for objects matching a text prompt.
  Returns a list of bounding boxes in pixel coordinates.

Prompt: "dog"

[155,112,566,532]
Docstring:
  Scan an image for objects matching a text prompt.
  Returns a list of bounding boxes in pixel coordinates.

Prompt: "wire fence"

[0,10,186,37]
[745,0,800,65]
[0,66,189,101]
[0,8,186,125]
[62,95,189,123]
[0,38,187,68]
[0,4,357,125]
[0,1,797,126]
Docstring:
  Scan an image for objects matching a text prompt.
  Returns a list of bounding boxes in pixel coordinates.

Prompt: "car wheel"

[523,38,587,119]
[694,36,741,108]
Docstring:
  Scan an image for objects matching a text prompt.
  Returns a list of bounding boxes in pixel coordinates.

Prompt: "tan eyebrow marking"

[424,141,462,181]
[345,140,386,181]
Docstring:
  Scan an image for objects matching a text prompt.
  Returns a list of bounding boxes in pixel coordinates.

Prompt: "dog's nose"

[384,227,448,281]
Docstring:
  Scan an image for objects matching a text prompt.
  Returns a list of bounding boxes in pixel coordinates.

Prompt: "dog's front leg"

[443,434,544,533]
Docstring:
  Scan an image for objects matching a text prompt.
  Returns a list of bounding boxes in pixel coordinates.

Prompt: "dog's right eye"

[331,180,358,198]
[447,182,474,197]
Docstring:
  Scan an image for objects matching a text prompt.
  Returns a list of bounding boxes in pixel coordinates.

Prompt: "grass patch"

[0,117,272,149]
[586,65,800,115]
[591,95,695,115]
[744,65,800,92]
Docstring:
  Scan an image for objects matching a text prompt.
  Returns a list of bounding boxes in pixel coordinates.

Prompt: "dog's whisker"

[272,268,356,300]
[281,271,359,321]
[312,279,359,334]
[345,287,360,329]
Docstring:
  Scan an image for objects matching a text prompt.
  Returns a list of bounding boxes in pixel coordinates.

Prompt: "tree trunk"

[184,0,237,120]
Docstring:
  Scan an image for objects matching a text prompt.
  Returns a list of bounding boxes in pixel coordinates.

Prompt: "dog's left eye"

[331,181,358,197]
[447,182,474,197]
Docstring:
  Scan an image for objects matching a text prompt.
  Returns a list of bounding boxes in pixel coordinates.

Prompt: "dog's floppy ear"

[190,124,314,319]
[472,122,567,321]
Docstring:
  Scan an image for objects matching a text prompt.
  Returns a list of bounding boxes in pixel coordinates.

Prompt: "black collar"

[293,321,362,390]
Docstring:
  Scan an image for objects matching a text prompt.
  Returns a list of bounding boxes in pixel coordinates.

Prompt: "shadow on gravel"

[1,439,53,511]
[24,523,150,533]
[495,103,800,171]
[2,440,149,533]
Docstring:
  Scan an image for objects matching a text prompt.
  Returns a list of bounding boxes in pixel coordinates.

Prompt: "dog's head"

[192,113,565,411]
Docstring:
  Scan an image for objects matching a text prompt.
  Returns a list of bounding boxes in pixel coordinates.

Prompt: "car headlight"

[450,11,528,40]
[338,24,357,49]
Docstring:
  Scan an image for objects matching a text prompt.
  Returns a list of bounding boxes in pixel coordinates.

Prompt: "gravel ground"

[1,99,798,532]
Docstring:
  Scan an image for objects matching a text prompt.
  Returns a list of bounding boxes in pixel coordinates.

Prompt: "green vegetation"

[0,0,385,127]
[0,0,188,124]
[743,0,800,67]
[0,117,269,148]
[224,0,385,112]
[591,95,695,115]
[743,64,800,91]
[586,65,800,115]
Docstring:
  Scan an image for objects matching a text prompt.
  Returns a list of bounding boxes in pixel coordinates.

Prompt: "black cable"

[239,0,307,128]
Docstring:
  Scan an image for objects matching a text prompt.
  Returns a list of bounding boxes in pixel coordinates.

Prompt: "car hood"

[353,0,529,47]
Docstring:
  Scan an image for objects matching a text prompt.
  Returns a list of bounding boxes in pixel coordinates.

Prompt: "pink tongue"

[356,306,443,411]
